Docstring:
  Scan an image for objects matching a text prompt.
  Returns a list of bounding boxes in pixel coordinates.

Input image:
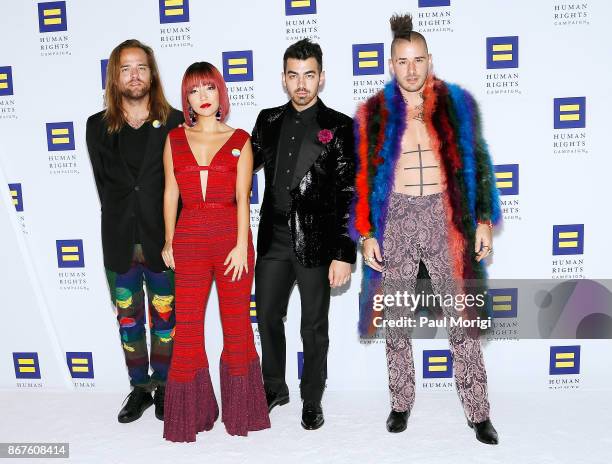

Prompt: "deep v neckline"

[183,127,237,168]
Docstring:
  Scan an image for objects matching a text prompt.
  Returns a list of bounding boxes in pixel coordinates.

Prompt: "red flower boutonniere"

[317,129,333,145]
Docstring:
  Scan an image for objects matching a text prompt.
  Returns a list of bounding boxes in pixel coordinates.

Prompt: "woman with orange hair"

[161,62,270,442]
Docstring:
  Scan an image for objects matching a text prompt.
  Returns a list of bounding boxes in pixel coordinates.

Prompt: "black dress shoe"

[266,390,289,413]
[386,410,409,433]
[117,386,153,423]
[467,418,499,445]
[154,385,165,421]
[301,401,324,430]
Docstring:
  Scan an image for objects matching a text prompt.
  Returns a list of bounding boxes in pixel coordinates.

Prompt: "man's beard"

[121,80,151,100]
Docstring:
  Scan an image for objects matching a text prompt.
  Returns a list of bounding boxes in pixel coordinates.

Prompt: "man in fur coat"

[349,14,501,445]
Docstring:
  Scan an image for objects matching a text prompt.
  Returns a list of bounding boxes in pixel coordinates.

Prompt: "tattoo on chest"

[402,144,439,196]
[409,102,424,123]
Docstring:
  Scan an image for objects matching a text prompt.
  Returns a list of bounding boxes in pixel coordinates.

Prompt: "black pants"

[255,214,330,402]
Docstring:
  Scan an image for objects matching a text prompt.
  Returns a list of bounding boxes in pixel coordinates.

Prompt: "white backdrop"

[1,0,610,397]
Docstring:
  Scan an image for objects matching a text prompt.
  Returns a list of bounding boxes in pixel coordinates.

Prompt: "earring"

[188,106,196,124]
[216,109,221,121]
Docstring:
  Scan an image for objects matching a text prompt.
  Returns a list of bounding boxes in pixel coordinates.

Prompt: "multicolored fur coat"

[349,76,502,336]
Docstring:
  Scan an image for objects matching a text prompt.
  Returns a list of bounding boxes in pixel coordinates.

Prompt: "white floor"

[0,390,609,464]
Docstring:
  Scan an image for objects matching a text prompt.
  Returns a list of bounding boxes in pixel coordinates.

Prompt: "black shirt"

[274,101,319,212]
[119,123,150,242]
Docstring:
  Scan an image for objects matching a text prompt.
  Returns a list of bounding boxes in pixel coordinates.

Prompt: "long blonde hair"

[103,39,171,133]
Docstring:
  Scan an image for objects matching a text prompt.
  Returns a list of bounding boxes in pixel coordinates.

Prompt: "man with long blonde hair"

[86,39,183,423]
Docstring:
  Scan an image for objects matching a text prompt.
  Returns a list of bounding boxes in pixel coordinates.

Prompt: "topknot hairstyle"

[389,13,428,54]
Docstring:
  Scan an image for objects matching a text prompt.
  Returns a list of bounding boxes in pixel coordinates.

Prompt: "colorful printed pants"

[382,192,490,423]
[105,245,175,388]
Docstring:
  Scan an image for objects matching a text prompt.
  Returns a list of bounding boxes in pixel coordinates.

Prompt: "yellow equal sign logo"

[38,2,68,33]
[486,36,519,69]
[43,7,63,25]
[67,352,95,379]
[494,164,519,195]
[164,0,184,16]
[228,58,248,75]
[160,0,189,23]
[13,352,41,379]
[9,183,23,212]
[358,50,379,69]
[555,351,575,369]
[222,51,254,82]
[554,97,586,129]
[552,224,584,255]
[491,43,513,62]
[250,294,257,323]
[285,0,317,15]
[56,239,85,268]
[488,288,518,318]
[51,127,70,145]
[550,345,580,375]
[46,122,75,151]
[423,349,452,378]
[352,43,384,76]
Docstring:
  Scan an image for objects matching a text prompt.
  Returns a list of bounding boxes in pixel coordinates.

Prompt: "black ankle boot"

[154,386,165,421]
[118,386,153,423]
[266,390,289,413]
[386,410,408,433]
[301,400,324,430]
[467,418,499,445]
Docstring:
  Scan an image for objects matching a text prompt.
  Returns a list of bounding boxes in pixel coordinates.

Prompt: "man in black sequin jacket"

[251,39,356,430]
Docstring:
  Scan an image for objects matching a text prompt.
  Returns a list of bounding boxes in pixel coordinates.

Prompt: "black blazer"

[86,109,183,274]
[252,100,356,267]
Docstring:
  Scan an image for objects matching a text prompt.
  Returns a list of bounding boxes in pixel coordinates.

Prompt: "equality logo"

[56,239,85,268]
[38,1,67,33]
[0,66,14,96]
[552,224,584,256]
[352,43,384,76]
[159,0,189,23]
[100,59,108,90]
[13,352,41,379]
[222,51,253,83]
[250,173,259,204]
[285,0,316,15]
[488,288,518,318]
[486,36,519,69]
[494,164,519,196]
[419,0,451,6]
[297,351,304,379]
[423,349,452,379]
[549,345,580,375]
[66,352,94,379]
[250,294,257,323]
[554,97,585,129]
[9,183,23,212]
[46,122,75,151]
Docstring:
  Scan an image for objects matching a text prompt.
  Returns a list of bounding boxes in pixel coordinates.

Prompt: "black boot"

[467,418,499,445]
[154,386,165,421]
[301,400,324,430]
[386,410,408,433]
[118,386,153,423]
[266,390,289,413]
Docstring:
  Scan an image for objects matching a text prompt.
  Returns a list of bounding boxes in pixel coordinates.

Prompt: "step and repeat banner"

[1,0,610,396]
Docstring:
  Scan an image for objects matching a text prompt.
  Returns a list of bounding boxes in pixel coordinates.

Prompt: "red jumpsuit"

[163,127,270,442]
